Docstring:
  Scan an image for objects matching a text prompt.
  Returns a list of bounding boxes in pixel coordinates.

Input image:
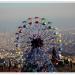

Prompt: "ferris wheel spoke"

[15,17,62,72]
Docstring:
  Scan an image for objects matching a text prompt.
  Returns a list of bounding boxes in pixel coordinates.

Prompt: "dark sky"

[0,3,75,32]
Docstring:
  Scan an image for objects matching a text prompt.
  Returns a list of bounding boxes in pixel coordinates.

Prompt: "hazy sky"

[0,3,75,32]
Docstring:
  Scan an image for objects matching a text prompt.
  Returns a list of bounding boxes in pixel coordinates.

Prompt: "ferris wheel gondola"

[15,17,63,69]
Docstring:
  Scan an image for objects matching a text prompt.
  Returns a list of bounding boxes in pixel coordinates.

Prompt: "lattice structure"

[14,17,63,71]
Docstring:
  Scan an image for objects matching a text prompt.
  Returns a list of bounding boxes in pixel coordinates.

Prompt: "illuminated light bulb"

[16,47,21,51]
[3,49,5,52]
[68,58,71,62]
[18,52,21,55]
[56,62,58,65]
[56,32,59,35]
[18,64,21,68]
[59,39,62,43]
[1,56,3,59]
[58,34,61,37]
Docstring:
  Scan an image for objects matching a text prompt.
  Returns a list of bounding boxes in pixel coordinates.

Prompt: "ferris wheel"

[15,17,63,59]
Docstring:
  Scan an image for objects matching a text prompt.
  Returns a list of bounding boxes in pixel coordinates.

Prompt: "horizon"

[0,3,75,32]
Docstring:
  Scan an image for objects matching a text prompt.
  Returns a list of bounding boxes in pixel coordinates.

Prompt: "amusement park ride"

[15,17,63,72]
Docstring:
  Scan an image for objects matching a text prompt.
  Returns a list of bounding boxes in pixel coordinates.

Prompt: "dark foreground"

[0,62,75,72]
